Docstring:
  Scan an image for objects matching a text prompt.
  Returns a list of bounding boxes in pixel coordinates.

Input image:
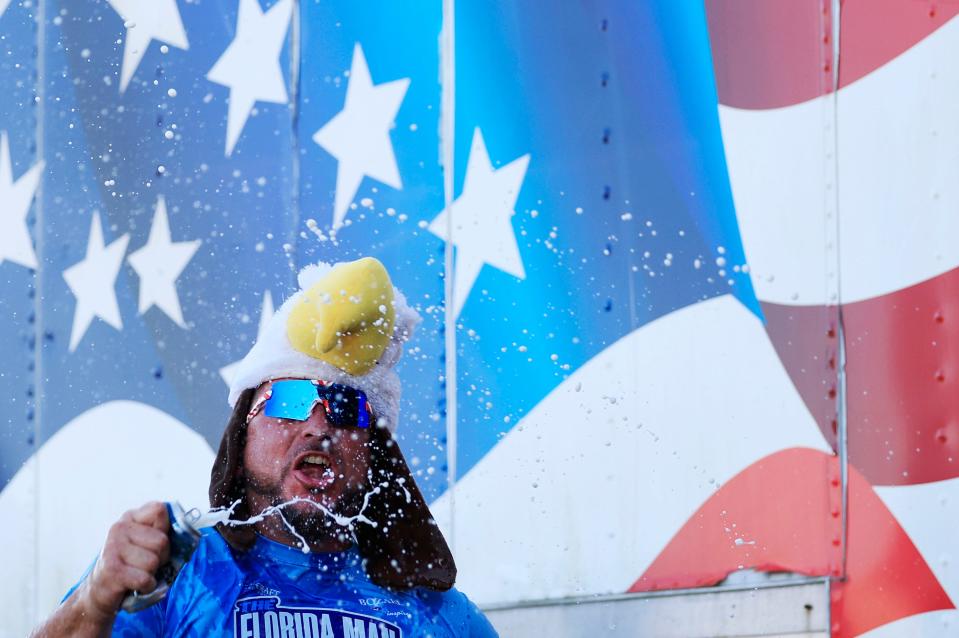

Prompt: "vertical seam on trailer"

[290,0,302,283]
[440,0,457,553]
[828,0,849,586]
[33,0,46,626]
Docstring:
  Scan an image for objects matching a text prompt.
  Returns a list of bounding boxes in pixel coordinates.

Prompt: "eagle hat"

[227,256,422,433]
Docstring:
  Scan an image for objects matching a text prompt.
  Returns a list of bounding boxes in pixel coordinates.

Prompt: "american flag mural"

[1,1,957,636]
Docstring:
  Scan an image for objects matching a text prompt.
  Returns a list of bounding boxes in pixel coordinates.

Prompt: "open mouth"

[292,452,336,490]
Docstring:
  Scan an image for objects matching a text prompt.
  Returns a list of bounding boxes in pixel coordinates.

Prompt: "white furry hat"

[227,258,421,433]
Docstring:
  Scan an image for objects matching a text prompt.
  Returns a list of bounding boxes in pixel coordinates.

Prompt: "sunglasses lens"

[259,380,371,428]
[321,384,370,429]
[263,380,317,421]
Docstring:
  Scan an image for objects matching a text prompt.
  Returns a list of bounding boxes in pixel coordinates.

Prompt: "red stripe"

[630,449,842,592]
[762,267,959,486]
[706,0,959,109]
[631,448,953,636]
[760,301,840,452]
[839,0,959,91]
[705,0,834,109]
[843,267,959,486]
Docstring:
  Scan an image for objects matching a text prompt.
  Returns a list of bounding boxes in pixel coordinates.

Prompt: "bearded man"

[34,257,498,637]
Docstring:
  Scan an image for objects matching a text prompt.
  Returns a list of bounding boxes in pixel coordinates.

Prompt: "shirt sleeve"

[439,589,500,637]
[464,600,499,638]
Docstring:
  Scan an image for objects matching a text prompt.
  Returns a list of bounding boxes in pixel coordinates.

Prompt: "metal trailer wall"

[0,2,957,637]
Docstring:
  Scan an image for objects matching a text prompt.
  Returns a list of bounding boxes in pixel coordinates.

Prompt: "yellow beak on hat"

[286,257,396,376]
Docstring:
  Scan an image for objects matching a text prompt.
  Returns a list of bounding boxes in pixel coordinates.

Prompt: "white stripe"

[0,402,214,637]
[856,610,959,638]
[721,15,959,305]
[433,295,830,605]
[720,96,833,305]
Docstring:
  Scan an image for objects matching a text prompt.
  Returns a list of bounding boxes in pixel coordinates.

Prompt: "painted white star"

[313,43,410,229]
[107,0,189,93]
[206,0,292,156]
[0,132,43,270]
[219,290,274,386]
[429,128,530,318]
[63,213,131,352]
[0,1,11,21]
[127,196,201,328]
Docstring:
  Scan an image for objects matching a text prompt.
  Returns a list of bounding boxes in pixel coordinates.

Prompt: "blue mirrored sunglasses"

[246,379,372,429]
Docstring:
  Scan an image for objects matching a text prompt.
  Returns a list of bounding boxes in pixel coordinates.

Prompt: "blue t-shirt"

[68,530,498,637]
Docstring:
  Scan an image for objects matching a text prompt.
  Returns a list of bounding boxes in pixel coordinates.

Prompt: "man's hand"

[31,501,171,638]
[84,501,172,617]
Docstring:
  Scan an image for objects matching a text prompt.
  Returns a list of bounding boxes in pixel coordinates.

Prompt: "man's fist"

[81,501,171,620]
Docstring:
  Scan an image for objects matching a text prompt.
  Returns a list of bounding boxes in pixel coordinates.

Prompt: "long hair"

[208,389,456,591]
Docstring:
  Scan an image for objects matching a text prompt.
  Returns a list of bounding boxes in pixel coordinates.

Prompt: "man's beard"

[243,467,369,544]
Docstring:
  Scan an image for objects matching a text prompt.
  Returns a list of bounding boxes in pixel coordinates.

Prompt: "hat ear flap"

[209,388,257,552]
[356,427,457,591]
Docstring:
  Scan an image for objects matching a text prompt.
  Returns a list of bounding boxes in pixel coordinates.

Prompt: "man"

[34,257,498,637]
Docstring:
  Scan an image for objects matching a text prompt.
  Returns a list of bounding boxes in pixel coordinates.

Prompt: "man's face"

[242,379,373,543]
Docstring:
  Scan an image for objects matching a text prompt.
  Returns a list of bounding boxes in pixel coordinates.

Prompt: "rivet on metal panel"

[600,18,607,32]
[934,311,945,324]
[602,185,610,200]
[935,370,946,383]
[600,72,609,88]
